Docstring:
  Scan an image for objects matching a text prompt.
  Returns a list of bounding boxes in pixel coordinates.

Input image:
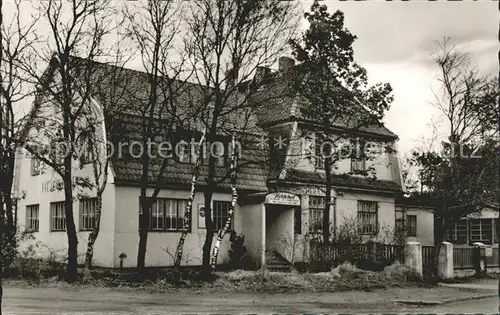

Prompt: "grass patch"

[5,262,425,293]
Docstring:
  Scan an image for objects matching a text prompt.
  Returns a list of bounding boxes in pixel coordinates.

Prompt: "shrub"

[228,231,247,270]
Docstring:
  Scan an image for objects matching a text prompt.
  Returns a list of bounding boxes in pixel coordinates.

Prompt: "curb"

[390,299,442,305]
[392,293,497,306]
[441,293,498,304]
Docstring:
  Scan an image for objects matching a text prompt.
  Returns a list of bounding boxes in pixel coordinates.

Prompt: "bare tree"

[19,0,117,281]
[173,128,206,268]
[123,0,197,270]
[409,38,499,275]
[79,50,133,278]
[210,134,238,270]
[184,0,299,274]
[289,1,394,242]
[0,0,40,310]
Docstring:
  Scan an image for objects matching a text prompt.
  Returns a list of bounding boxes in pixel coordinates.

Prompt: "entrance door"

[265,204,295,263]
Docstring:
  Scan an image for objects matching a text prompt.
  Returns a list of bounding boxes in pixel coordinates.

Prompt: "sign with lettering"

[485,247,493,257]
[41,177,78,193]
[264,192,300,206]
[41,180,64,193]
[198,204,206,229]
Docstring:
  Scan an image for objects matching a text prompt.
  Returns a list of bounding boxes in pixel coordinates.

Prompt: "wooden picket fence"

[309,241,405,268]
[453,247,475,269]
[422,245,436,272]
[485,247,499,268]
[310,242,498,272]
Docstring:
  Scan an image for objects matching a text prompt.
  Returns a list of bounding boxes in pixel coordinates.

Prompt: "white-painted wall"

[239,203,264,267]
[286,125,397,182]
[15,150,116,267]
[336,191,396,242]
[265,206,294,262]
[406,207,434,246]
[113,186,233,267]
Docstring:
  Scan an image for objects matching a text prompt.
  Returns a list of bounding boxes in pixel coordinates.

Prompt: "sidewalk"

[439,278,498,291]
[2,283,497,314]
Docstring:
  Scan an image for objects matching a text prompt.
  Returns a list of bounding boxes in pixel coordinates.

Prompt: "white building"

[13,56,428,269]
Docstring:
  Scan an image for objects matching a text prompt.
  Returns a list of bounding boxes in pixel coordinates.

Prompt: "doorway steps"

[266,250,292,272]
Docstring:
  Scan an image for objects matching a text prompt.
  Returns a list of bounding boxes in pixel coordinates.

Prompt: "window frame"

[350,139,366,172]
[140,197,191,232]
[212,200,232,232]
[395,206,407,237]
[80,198,97,231]
[31,158,41,176]
[406,214,417,237]
[314,136,326,170]
[294,206,302,235]
[26,204,40,232]
[469,218,493,245]
[357,200,378,235]
[495,218,499,244]
[77,134,93,165]
[308,196,327,234]
[50,201,66,232]
[445,220,468,244]
[350,157,366,172]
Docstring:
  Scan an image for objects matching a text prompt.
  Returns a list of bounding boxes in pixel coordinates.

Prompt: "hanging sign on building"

[264,192,300,206]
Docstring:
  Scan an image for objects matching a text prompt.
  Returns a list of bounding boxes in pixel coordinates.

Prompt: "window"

[141,198,190,232]
[314,136,331,169]
[294,206,302,234]
[211,142,226,167]
[80,198,97,231]
[213,200,231,231]
[77,134,93,165]
[469,219,492,244]
[395,206,406,237]
[31,158,41,176]
[445,220,467,244]
[308,196,325,233]
[350,140,366,172]
[357,200,378,235]
[26,204,39,231]
[495,219,499,244]
[407,215,417,237]
[50,201,66,231]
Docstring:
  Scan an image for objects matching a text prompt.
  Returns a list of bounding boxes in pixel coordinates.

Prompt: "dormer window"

[31,158,42,176]
[350,138,366,172]
[314,134,332,170]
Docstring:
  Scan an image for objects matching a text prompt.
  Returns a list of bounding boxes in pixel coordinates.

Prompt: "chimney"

[226,68,237,90]
[254,66,271,84]
[278,56,295,72]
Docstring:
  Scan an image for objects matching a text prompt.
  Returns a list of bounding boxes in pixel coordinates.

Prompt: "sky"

[3,0,498,157]
[302,1,498,156]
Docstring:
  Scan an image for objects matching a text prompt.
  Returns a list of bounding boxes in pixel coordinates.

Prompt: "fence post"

[405,241,422,277]
[438,241,453,279]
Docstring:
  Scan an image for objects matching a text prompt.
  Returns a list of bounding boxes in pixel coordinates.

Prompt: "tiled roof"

[108,114,271,192]
[252,66,398,139]
[281,169,403,193]
[35,56,400,194]
[49,57,270,192]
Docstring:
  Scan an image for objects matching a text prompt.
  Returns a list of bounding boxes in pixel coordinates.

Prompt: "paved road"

[407,297,499,313]
[1,286,499,314]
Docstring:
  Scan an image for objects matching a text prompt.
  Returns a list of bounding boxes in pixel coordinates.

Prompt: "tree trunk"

[174,130,206,267]
[137,194,150,270]
[210,135,238,270]
[83,195,103,280]
[202,187,214,274]
[0,199,3,315]
[210,186,237,270]
[0,268,3,315]
[63,169,78,282]
[323,156,332,243]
